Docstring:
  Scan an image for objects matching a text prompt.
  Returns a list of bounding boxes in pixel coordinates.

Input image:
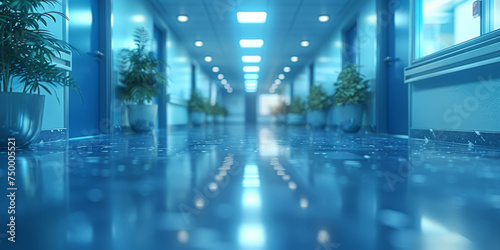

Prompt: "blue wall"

[307,0,378,128]
[110,0,211,128]
[410,64,500,132]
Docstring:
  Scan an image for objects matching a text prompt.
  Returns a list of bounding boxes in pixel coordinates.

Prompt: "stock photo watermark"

[5,138,17,243]
[443,74,499,129]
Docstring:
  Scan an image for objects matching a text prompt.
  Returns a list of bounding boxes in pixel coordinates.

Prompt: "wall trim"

[410,129,500,148]
[33,128,68,144]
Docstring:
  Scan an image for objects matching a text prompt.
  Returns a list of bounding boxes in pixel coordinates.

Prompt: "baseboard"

[410,129,500,147]
[33,128,68,144]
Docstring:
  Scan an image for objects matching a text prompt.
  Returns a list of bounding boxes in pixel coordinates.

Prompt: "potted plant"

[332,63,368,133]
[287,97,306,125]
[213,103,227,124]
[307,84,331,129]
[120,27,167,133]
[0,0,79,147]
[188,89,206,126]
[271,100,287,124]
[205,100,215,125]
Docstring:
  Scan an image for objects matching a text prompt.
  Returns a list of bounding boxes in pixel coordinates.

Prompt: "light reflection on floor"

[0,125,499,250]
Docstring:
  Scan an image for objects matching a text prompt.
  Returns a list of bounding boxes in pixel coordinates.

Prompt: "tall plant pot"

[127,104,158,133]
[0,92,45,148]
[335,104,363,133]
[190,111,206,126]
[307,110,326,129]
[215,115,225,124]
[287,113,306,125]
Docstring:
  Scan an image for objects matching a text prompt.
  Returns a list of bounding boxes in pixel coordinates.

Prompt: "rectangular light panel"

[237,12,267,23]
[243,66,260,72]
[240,39,264,48]
[244,74,259,80]
[242,56,262,63]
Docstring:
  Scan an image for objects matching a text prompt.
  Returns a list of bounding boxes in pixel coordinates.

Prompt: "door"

[385,0,409,135]
[152,25,167,129]
[68,0,104,137]
[246,93,257,124]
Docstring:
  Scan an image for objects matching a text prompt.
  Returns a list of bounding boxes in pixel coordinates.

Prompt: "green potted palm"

[213,103,227,124]
[287,97,306,125]
[188,89,206,126]
[0,0,79,147]
[332,63,368,133]
[307,84,331,129]
[120,27,167,133]
[205,100,215,125]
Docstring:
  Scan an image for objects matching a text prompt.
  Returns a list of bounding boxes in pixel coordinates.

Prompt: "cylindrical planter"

[206,115,214,125]
[335,104,363,133]
[190,111,206,126]
[215,115,225,124]
[127,104,158,133]
[287,113,306,125]
[0,92,45,148]
[307,110,326,129]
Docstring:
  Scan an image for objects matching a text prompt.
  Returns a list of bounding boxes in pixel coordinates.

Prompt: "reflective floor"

[1,125,500,250]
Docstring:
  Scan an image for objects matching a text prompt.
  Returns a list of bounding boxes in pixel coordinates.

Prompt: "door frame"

[64,0,113,137]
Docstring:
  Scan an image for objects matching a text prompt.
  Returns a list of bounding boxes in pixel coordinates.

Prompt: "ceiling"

[147,0,351,93]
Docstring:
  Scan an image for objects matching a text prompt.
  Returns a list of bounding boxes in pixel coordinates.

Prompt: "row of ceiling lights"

[176,12,330,94]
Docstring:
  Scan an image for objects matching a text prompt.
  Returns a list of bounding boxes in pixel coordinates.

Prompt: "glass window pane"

[418,0,480,58]
[495,0,500,30]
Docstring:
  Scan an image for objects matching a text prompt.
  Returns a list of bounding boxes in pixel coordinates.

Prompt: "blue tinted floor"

[1,125,500,250]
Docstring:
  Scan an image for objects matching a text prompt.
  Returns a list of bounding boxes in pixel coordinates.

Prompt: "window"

[417,0,481,58]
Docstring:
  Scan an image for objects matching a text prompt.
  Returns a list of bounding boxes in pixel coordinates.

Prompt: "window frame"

[412,0,498,62]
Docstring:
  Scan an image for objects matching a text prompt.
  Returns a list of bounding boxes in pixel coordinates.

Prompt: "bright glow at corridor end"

[237,12,267,23]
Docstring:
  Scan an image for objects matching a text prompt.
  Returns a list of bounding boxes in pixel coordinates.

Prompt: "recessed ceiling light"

[228,89,233,93]
[318,15,329,22]
[244,74,259,80]
[242,56,262,63]
[194,41,204,47]
[291,56,299,62]
[237,12,267,23]
[221,79,228,85]
[283,67,291,72]
[132,15,145,23]
[278,74,285,80]
[204,56,212,62]
[301,41,310,47]
[269,89,275,94]
[240,39,264,48]
[224,84,231,90]
[245,80,258,86]
[275,79,281,85]
[243,66,260,72]
[212,67,220,73]
[177,15,189,22]
[218,74,224,80]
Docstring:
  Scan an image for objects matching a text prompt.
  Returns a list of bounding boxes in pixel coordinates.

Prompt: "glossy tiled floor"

[1,125,500,250]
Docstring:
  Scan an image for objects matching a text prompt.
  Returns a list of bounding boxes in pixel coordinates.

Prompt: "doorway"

[68,0,108,137]
[385,0,409,135]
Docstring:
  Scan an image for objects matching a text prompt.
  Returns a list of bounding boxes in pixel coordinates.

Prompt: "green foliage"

[333,63,368,106]
[308,84,331,111]
[0,0,80,98]
[209,102,227,116]
[288,97,306,114]
[188,89,206,112]
[120,27,167,104]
